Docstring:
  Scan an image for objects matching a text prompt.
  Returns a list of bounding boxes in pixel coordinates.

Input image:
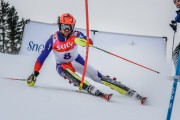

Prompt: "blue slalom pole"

[166,52,180,120]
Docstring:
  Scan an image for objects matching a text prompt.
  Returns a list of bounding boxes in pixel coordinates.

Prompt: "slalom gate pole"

[79,0,90,90]
[166,52,180,120]
[92,45,160,74]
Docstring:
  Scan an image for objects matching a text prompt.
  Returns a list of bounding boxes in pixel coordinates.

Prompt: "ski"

[76,90,113,101]
[102,75,147,105]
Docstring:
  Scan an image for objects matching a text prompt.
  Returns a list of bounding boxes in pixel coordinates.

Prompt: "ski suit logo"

[53,36,76,52]
[56,42,74,50]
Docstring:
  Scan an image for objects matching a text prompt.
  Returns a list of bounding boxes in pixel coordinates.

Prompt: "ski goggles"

[61,24,73,31]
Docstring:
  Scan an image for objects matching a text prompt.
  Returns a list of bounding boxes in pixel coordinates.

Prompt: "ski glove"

[74,38,93,47]
[169,20,177,32]
[27,71,39,87]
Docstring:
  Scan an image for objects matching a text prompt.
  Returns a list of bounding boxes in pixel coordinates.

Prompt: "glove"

[27,71,39,87]
[74,38,93,47]
[169,20,177,32]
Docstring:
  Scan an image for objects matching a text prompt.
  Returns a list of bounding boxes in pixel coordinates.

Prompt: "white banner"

[20,21,58,56]
[20,21,166,62]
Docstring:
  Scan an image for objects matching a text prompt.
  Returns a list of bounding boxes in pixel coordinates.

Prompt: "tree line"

[0,0,29,54]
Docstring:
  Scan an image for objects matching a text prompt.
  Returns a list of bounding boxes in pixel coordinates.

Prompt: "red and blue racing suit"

[33,31,102,82]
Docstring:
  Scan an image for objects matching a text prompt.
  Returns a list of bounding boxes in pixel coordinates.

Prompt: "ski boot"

[86,85,113,101]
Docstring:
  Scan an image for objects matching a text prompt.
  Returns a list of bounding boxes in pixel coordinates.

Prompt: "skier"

[172,0,180,68]
[27,13,146,103]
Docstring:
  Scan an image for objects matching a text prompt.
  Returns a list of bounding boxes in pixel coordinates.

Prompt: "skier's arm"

[34,37,53,73]
[74,38,93,47]
[170,10,180,31]
[175,10,180,22]
[27,37,53,87]
[74,31,93,46]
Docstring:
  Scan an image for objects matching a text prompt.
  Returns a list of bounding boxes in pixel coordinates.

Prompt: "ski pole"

[169,20,177,59]
[0,77,26,81]
[92,45,160,74]
[166,52,180,120]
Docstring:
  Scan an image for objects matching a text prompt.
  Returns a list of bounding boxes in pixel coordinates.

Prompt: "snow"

[0,44,179,120]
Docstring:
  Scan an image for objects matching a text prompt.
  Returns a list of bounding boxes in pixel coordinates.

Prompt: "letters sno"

[27,41,45,52]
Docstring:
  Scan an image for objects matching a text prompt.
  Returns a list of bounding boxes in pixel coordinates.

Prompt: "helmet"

[59,13,76,25]
[58,13,76,33]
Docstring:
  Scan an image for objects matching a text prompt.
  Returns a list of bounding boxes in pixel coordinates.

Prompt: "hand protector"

[27,71,39,87]
[74,38,93,47]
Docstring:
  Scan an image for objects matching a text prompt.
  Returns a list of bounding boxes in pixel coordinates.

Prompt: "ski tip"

[101,93,113,101]
[141,97,147,105]
[107,94,113,101]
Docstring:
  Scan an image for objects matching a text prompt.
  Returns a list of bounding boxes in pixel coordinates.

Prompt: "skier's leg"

[56,63,88,89]
[73,55,134,95]
[73,55,102,83]
[73,55,146,103]
[100,74,148,104]
[100,75,133,95]
[56,63,108,97]
[173,43,180,68]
